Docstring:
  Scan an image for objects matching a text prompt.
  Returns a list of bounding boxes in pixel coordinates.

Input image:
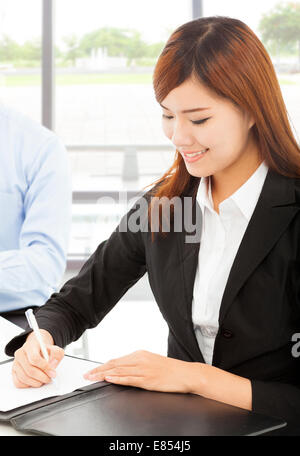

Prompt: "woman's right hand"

[12,329,65,388]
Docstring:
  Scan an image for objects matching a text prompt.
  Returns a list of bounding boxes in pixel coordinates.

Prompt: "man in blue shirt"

[0,105,71,323]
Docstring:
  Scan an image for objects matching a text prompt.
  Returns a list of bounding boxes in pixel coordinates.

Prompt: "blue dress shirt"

[0,105,72,312]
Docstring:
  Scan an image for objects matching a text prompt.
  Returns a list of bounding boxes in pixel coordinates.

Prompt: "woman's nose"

[171,121,194,149]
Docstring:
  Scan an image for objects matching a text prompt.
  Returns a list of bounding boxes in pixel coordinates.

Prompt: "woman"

[6,16,300,433]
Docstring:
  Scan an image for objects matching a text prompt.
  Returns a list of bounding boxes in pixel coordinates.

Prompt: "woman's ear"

[247,113,255,130]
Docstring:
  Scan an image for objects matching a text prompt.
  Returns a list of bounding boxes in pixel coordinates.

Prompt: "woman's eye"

[162,114,210,125]
[192,118,210,125]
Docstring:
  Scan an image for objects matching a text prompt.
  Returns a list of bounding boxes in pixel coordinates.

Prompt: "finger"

[24,344,50,372]
[84,357,138,377]
[84,366,142,381]
[104,375,143,387]
[83,350,151,379]
[13,360,45,388]
[15,348,54,383]
[22,359,54,384]
[48,345,64,370]
[12,368,30,389]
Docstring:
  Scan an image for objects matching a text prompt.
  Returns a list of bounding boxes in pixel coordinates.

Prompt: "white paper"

[0,355,101,412]
[0,316,23,362]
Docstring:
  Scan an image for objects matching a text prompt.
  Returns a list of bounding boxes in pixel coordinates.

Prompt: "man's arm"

[0,136,72,297]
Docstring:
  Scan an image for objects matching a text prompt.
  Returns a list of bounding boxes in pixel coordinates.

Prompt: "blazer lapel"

[177,170,299,363]
[177,183,204,362]
[177,230,204,361]
[218,169,299,325]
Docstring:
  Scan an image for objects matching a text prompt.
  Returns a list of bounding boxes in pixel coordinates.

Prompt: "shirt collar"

[230,161,269,221]
[196,160,269,221]
[197,174,214,213]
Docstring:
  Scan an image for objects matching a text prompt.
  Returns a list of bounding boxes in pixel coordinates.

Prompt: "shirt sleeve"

[0,135,72,296]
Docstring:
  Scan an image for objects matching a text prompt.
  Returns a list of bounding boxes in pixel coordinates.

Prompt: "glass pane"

[0,0,41,122]
[70,201,128,255]
[203,0,300,140]
[54,1,192,358]
[54,0,192,260]
[55,0,191,146]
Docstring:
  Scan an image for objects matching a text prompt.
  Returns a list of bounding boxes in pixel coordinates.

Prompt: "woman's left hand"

[83,350,198,394]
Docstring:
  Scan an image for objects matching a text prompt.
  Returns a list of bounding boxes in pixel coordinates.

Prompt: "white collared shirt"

[192,161,269,364]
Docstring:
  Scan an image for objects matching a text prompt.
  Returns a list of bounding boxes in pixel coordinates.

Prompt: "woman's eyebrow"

[160,103,211,113]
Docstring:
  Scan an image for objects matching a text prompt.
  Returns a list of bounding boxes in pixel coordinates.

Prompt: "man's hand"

[12,329,64,388]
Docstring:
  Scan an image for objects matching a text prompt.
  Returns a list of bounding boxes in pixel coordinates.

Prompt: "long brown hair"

[145,16,300,237]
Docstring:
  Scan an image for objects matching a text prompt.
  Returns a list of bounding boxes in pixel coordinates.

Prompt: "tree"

[145,42,165,58]
[62,27,170,68]
[123,30,148,66]
[258,1,300,64]
[0,35,20,61]
[62,34,84,66]
[21,39,41,61]
[79,27,153,66]
[79,27,130,57]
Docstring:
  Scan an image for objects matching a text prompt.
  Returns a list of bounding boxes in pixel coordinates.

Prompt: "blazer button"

[221,329,234,339]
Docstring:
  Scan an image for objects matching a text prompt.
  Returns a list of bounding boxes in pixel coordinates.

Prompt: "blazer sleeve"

[251,379,300,431]
[5,196,148,356]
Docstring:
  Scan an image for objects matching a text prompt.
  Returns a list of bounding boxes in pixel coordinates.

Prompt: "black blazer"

[6,168,300,433]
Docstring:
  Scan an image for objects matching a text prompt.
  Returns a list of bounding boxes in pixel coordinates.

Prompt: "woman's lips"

[182,148,209,163]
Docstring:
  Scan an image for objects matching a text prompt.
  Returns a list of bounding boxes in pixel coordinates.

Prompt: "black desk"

[1,381,286,436]
[1,314,287,436]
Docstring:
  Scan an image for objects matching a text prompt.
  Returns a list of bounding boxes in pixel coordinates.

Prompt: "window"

[54,0,192,359]
[3,1,299,360]
[203,0,300,141]
[0,0,41,122]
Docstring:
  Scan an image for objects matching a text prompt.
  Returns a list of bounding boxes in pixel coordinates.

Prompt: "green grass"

[0,73,153,87]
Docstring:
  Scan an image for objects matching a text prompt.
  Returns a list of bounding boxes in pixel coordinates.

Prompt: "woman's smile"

[182,148,209,163]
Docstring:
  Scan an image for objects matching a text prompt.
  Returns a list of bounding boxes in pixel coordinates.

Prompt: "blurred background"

[1,0,299,361]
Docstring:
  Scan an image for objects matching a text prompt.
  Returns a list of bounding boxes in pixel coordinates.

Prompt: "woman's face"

[160,76,257,178]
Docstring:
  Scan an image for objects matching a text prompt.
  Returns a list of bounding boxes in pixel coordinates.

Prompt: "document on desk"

[0,356,101,412]
[0,316,23,362]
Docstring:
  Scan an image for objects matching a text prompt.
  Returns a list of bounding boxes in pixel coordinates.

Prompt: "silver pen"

[25,308,49,362]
